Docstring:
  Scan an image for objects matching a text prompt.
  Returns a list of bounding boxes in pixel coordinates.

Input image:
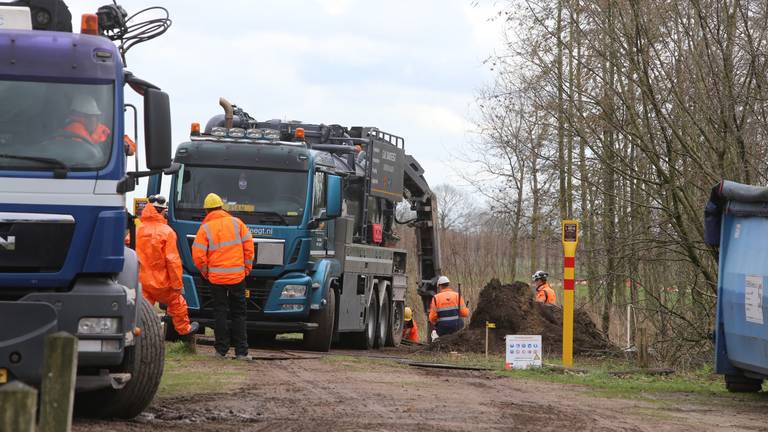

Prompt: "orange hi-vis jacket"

[403,319,419,343]
[136,204,183,292]
[136,204,191,334]
[429,287,469,335]
[63,120,110,145]
[535,282,557,304]
[192,209,254,285]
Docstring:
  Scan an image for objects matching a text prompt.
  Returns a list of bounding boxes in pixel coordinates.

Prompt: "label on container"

[745,275,764,325]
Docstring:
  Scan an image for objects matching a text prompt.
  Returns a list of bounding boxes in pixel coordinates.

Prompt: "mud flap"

[0,301,58,384]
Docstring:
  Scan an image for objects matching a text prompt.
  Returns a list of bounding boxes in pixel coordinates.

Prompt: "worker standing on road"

[192,193,255,360]
[402,306,419,343]
[136,195,199,342]
[532,271,557,304]
[428,276,469,337]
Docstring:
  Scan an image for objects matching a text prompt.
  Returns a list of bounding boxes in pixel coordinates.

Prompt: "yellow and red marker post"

[561,220,579,368]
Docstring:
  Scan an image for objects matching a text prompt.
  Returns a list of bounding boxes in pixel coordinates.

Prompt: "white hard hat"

[70,94,101,115]
[437,275,450,286]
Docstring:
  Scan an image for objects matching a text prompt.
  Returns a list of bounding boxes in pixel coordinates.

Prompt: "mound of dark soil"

[430,279,615,356]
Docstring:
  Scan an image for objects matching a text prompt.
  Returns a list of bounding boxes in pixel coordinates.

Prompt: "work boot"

[235,354,252,361]
[179,322,199,354]
[180,321,199,342]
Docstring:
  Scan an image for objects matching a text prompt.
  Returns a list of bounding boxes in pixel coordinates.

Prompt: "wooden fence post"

[637,327,649,369]
[39,331,78,432]
[0,381,38,432]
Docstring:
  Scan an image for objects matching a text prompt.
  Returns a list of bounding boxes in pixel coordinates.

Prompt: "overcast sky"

[68,0,504,193]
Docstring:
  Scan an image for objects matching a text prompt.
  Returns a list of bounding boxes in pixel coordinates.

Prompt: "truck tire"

[375,292,390,348]
[351,292,378,350]
[75,297,165,419]
[386,300,404,347]
[725,374,763,393]
[303,288,336,352]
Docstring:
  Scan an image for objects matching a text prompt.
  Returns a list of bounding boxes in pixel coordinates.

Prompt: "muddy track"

[73,345,768,432]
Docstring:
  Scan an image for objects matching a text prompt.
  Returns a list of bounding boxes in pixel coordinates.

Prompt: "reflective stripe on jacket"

[428,287,469,335]
[136,204,183,292]
[192,209,255,285]
[535,283,557,304]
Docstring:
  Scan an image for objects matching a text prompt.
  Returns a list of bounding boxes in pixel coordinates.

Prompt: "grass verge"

[408,352,767,401]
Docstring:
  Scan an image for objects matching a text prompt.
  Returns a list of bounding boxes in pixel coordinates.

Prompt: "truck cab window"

[174,165,308,225]
[0,80,113,170]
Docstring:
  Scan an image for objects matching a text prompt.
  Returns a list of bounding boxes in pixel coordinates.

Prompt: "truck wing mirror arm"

[116,170,164,193]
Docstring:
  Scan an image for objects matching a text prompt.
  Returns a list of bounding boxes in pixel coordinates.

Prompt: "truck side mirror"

[144,88,171,170]
[325,175,342,218]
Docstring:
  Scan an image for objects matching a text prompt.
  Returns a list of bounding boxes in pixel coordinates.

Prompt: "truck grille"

[192,276,273,318]
[0,213,75,273]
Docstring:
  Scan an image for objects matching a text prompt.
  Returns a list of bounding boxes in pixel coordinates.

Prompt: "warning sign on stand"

[505,335,542,370]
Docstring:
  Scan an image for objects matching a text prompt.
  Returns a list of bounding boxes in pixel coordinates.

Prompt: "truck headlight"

[280,285,307,299]
[78,317,121,335]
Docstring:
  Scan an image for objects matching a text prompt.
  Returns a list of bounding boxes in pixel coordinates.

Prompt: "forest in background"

[402,0,768,366]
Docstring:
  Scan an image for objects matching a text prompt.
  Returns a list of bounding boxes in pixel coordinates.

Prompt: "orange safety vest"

[63,121,110,145]
[192,209,255,285]
[428,287,469,336]
[402,319,419,343]
[535,282,557,304]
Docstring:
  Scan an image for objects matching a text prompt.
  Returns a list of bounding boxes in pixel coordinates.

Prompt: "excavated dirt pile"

[430,279,616,356]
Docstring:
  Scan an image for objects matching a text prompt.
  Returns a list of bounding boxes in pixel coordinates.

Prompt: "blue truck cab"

[152,101,443,351]
[0,2,172,418]
[707,180,768,392]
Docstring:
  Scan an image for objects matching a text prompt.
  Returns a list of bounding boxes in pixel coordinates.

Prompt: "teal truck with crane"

[150,99,442,351]
[0,0,172,418]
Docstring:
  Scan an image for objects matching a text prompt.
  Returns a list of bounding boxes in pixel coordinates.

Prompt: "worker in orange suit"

[59,95,111,145]
[532,270,557,304]
[402,306,419,343]
[192,193,255,360]
[428,276,469,337]
[136,195,199,341]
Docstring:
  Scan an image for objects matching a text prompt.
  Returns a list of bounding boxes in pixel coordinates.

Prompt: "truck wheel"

[725,374,763,393]
[376,292,390,348]
[386,301,404,347]
[303,289,336,352]
[352,292,378,349]
[75,297,165,419]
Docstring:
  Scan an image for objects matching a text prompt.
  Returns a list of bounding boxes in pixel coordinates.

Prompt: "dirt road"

[73,345,767,432]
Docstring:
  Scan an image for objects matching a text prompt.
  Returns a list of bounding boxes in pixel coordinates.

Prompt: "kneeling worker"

[532,270,556,304]
[428,276,469,337]
[402,307,419,343]
[136,195,199,341]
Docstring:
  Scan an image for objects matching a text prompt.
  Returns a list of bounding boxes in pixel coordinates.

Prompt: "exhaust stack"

[219,97,233,129]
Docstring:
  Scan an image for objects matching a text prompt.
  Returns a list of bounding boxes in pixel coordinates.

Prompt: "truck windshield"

[174,165,308,226]
[0,79,114,171]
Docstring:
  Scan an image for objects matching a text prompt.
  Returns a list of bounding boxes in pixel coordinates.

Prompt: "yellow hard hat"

[203,193,224,209]
[404,307,413,321]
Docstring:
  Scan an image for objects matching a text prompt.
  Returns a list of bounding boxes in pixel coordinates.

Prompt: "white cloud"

[315,0,353,16]
[64,0,503,198]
